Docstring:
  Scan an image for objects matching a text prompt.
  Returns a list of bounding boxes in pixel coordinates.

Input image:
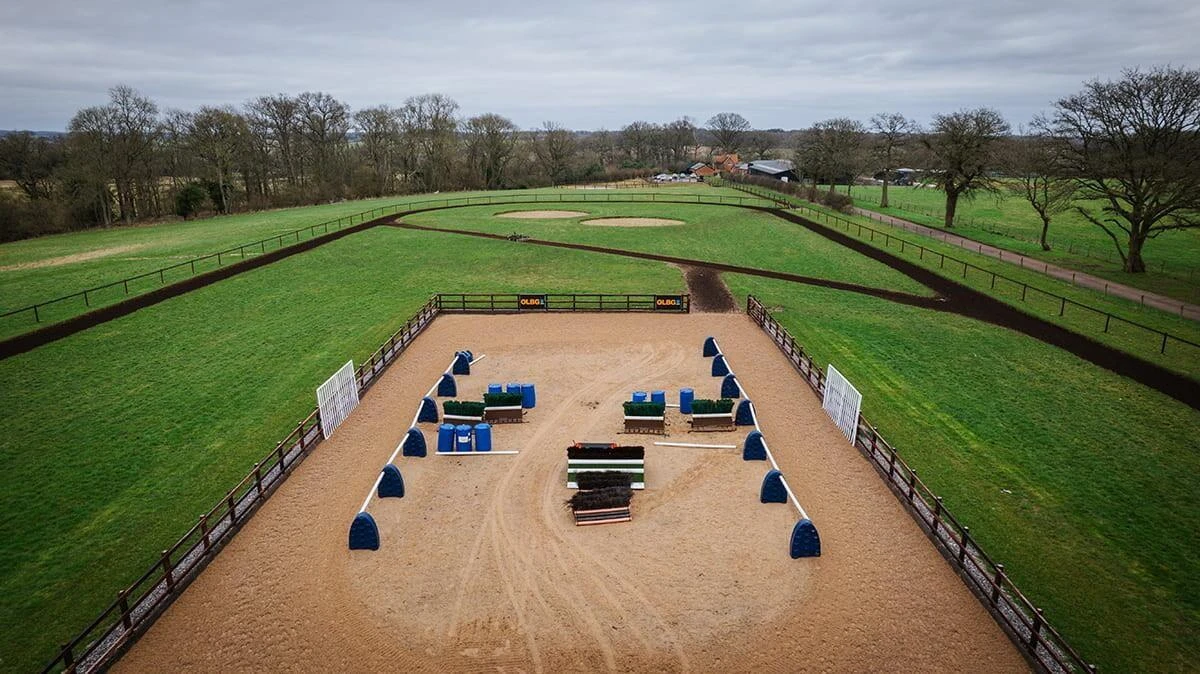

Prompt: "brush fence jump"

[822,364,862,445]
[317,360,360,438]
[567,445,645,489]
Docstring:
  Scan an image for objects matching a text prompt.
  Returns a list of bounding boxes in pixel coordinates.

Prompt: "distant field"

[0,186,750,338]
[404,203,934,297]
[408,200,1200,379]
[841,184,1200,304]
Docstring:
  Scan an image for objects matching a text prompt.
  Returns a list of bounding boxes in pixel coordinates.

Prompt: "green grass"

[726,275,1200,673]
[0,227,683,672]
[786,197,1200,378]
[2,191,1198,673]
[0,187,753,339]
[405,203,934,297]
[412,198,1200,379]
[841,184,1200,304]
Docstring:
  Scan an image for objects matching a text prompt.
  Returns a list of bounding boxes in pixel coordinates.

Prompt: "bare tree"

[354,106,401,196]
[620,121,658,164]
[0,132,62,200]
[185,106,248,213]
[922,108,1010,228]
[662,117,697,165]
[804,118,867,195]
[463,113,518,189]
[246,94,303,187]
[745,131,776,160]
[869,112,920,208]
[706,113,751,154]
[67,85,160,223]
[1042,66,1200,272]
[297,92,351,200]
[533,121,577,185]
[399,94,460,192]
[1003,130,1076,251]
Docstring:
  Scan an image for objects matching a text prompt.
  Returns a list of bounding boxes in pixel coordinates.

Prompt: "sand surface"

[495,210,589,219]
[117,313,1025,673]
[581,217,684,227]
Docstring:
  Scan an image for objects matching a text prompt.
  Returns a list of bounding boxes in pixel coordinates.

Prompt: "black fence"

[436,293,691,313]
[746,294,1093,673]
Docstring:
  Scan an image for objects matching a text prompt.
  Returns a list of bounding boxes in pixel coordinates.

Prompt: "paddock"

[115,313,1025,672]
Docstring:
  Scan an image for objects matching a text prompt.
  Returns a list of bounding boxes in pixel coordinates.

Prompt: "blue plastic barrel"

[506,382,522,394]
[455,424,473,452]
[521,383,536,409]
[437,423,455,453]
[680,388,694,414]
[474,423,492,451]
[651,390,666,404]
[632,391,648,403]
[487,383,503,395]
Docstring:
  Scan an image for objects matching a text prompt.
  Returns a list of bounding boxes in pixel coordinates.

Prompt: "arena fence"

[721,177,1199,362]
[40,290,690,673]
[436,293,691,313]
[746,294,1094,673]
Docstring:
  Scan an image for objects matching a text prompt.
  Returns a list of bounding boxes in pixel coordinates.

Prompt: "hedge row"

[691,398,734,414]
[483,392,523,407]
[443,400,486,417]
[623,401,666,417]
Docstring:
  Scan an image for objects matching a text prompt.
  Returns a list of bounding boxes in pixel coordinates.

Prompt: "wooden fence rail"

[722,177,1200,360]
[746,294,1094,673]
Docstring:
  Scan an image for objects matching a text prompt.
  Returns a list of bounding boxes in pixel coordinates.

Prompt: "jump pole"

[711,341,809,520]
[363,352,488,516]
[653,441,737,449]
[435,450,520,456]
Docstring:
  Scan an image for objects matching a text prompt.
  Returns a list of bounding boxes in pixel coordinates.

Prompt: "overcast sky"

[1,0,1196,131]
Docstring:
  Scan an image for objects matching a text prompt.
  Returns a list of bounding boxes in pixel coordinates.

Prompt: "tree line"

[1,66,1196,273]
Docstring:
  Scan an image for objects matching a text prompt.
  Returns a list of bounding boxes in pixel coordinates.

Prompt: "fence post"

[958,526,971,566]
[254,462,263,495]
[161,549,175,592]
[227,492,238,524]
[1028,608,1045,649]
[932,496,944,534]
[907,469,917,502]
[118,589,133,630]
[60,643,74,669]
[990,564,1006,605]
[1161,333,1168,354]
[1059,298,1066,316]
[200,513,210,549]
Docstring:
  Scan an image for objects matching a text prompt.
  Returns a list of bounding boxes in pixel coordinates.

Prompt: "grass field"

[0,187,752,339]
[404,203,933,297]
[725,276,1200,673]
[407,200,1200,379]
[0,194,1197,672]
[840,184,1200,305]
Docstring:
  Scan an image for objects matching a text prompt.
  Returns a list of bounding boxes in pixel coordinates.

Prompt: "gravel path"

[849,206,1200,320]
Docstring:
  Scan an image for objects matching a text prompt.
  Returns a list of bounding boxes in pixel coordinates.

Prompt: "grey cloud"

[0,0,1196,130]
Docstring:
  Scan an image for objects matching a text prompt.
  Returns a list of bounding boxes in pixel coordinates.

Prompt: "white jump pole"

[653,442,737,449]
[712,340,809,520]
[361,352,486,514]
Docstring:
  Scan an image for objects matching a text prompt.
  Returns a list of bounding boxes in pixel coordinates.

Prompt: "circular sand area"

[495,210,588,219]
[581,217,684,227]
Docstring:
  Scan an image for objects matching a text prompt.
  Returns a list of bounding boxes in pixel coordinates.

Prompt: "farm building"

[747,159,798,182]
[688,162,718,178]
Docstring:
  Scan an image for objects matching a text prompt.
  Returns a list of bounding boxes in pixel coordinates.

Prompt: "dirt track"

[117,314,1025,672]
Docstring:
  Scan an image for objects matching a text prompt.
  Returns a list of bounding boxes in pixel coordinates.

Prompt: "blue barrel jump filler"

[521,383,537,409]
[455,424,473,452]
[632,391,648,403]
[679,388,694,414]
[474,423,493,451]
[651,390,666,405]
[487,383,503,395]
[437,423,455,453]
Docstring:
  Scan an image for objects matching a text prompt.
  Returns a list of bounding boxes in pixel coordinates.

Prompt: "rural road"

[848,206,1200,321]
